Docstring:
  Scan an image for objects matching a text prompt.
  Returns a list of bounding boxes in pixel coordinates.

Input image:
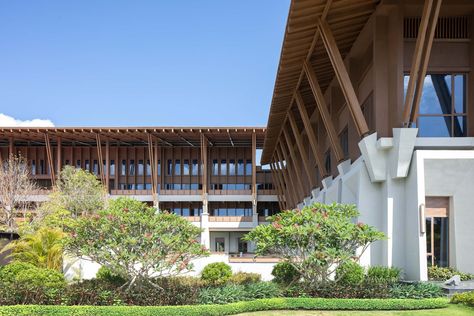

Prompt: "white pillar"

[201,195,210,250]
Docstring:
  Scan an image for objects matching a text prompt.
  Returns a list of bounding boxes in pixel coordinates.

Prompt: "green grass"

[0,298,450,316]
[238,303,472,316]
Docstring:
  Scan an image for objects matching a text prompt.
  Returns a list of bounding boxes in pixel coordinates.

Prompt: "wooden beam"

[282,125,308,196]
[252,132,257,197]
[56,136,62,177]
[278,141,303,205]
[303,60,345,163]
[269,163,285,210]
[96,134,106,186]
[287,112,316,189]
[295,92,328,177]
[271,157,289,209]
[407,0,443,125]
[8,137,13,157]
[200,133,208,196]
[147,133,156,196]
[402,0,434,125]
[275,148,296,208]
[318,19,369,137]
[105,140,110,192]
[44,133,56,187]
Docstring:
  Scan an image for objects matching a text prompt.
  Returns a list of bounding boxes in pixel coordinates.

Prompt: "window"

[229,159,235,176]
[220,159,227,175]
[339,127,349,159]
[158,160,161,175]
[167,160,172,175]
[404,74,467,137]
[138,160,144,176]
[146,160,151,176]
[136,183,144,190]
[129,160,135,176]
[183,159,190,175]
[238,238,248,253]
[121,160,126,176]
[245,159,252,175]
[192,159,199,175]
[93,160,98,175]
[76,160,81,169]
[175,159,181,175]
[324,150,331,173]
[31,160,36,175]
[212,159,218,175]
[215,238,225,252]
[85,160,90,171]
[110,160,115,176]
[237,159,244,175]
[361,93,374,132]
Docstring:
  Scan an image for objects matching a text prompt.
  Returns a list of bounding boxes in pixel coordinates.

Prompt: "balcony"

[184,216,200,222]
[208,189,252,195]
[209,216,252,222]
[160,189,202,195]
[110,189,152,195]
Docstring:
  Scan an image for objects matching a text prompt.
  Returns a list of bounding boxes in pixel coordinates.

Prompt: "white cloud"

[0,113,55,127]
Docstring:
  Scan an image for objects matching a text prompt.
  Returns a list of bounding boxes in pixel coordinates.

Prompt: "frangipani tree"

[245,203,385,286]
[64,197,209,289]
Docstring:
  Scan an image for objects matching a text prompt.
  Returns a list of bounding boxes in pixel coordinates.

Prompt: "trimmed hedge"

[0,297,448,316]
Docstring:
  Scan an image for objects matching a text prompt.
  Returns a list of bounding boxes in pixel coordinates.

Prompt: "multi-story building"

[261,0,474,280]
[0,127,279,268]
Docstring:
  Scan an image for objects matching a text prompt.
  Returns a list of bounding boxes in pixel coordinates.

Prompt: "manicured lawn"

[238,304,473,316]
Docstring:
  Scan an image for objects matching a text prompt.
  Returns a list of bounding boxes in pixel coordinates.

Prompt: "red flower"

[144,232,152,239]
[357,222,365,228]
[272,222,282,230]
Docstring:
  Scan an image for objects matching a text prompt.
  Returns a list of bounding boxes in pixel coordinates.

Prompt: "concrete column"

[252,198,258,227]
[201,195,210,250]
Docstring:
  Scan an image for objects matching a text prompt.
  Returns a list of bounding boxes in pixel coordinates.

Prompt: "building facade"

[261,0,474,280]
[0,128,279,273]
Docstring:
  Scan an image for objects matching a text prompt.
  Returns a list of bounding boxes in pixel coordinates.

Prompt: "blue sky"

[0,1,290,127]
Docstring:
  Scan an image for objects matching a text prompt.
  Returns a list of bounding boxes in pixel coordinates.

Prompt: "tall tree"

[0,155,37,234]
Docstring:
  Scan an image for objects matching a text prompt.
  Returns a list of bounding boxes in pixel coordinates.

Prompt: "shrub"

[198,282,280,305]
[366,266,401,284]
[271,262,300,285]
[451,290,474,307]
[428,265,474,281]
[96,266,127,286]
[245,282,281,299]
[390,282,444,299]
[336,261,364,285]
[0,297,449,315]
[201,262,232,286]
[63,279,121,306]
[229,272,261,285]
[303,281,391,299]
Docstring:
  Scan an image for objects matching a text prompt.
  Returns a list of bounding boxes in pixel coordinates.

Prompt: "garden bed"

[0,298,449,316]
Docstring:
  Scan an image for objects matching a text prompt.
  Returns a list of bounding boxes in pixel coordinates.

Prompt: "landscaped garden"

[0,157,473,315]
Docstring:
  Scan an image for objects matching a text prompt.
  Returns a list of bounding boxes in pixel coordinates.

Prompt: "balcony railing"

[208,189,252,195]
[110,189,152,195]
[209,216,252,222]
[160,189,201,195]
[257,189,277,195]
[183,216,200,222]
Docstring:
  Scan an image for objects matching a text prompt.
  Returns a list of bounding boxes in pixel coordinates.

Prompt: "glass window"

[404,74,468,137]
[110,160,115,176]
[76,160,81,169]
[212,159,218,175]
[245,159,252,175]
[31,160,36,175]
[324,150,331,173]
[183,159,190,175]
[229,159,235,176]
[121,160,126,176]
[167,159,172,175]
[238,238,248,253]
[175,160,181,176]
[146,160,151,176]
[138,160,144,176]
[136,183,144,190]
[237,159,244,175]
[129,160,135,176]
[339,127,349,159]
[215,238,225,252]
[93,160,98,175]
[192,159,199,175]
[221,159,227,176]
[158,160,161,176]
[85,160,90,171]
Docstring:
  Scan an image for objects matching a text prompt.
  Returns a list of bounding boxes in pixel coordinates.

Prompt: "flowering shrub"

[64,197,209,289]
[245,203,385,287]
[201,262,232,286]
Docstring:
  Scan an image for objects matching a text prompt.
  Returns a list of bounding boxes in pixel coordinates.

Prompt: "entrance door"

[425,197,449,267]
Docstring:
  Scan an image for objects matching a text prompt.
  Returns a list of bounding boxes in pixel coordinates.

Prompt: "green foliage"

[366,266,401,284]
[0,262,66,305]
[245,203,385,286]
[297,281,391,299]
[64,197,208,288]
[0,227,64,270]
[201,262,232,286]
[451,290,474,307]
[198,282,280,304]
[229,272,261,285]
[96,266,127,286]
[428,265,474,281]
[0,297,449,315]
[271,262,300,285]
[390,282,444,299]
[335,261,365,285]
